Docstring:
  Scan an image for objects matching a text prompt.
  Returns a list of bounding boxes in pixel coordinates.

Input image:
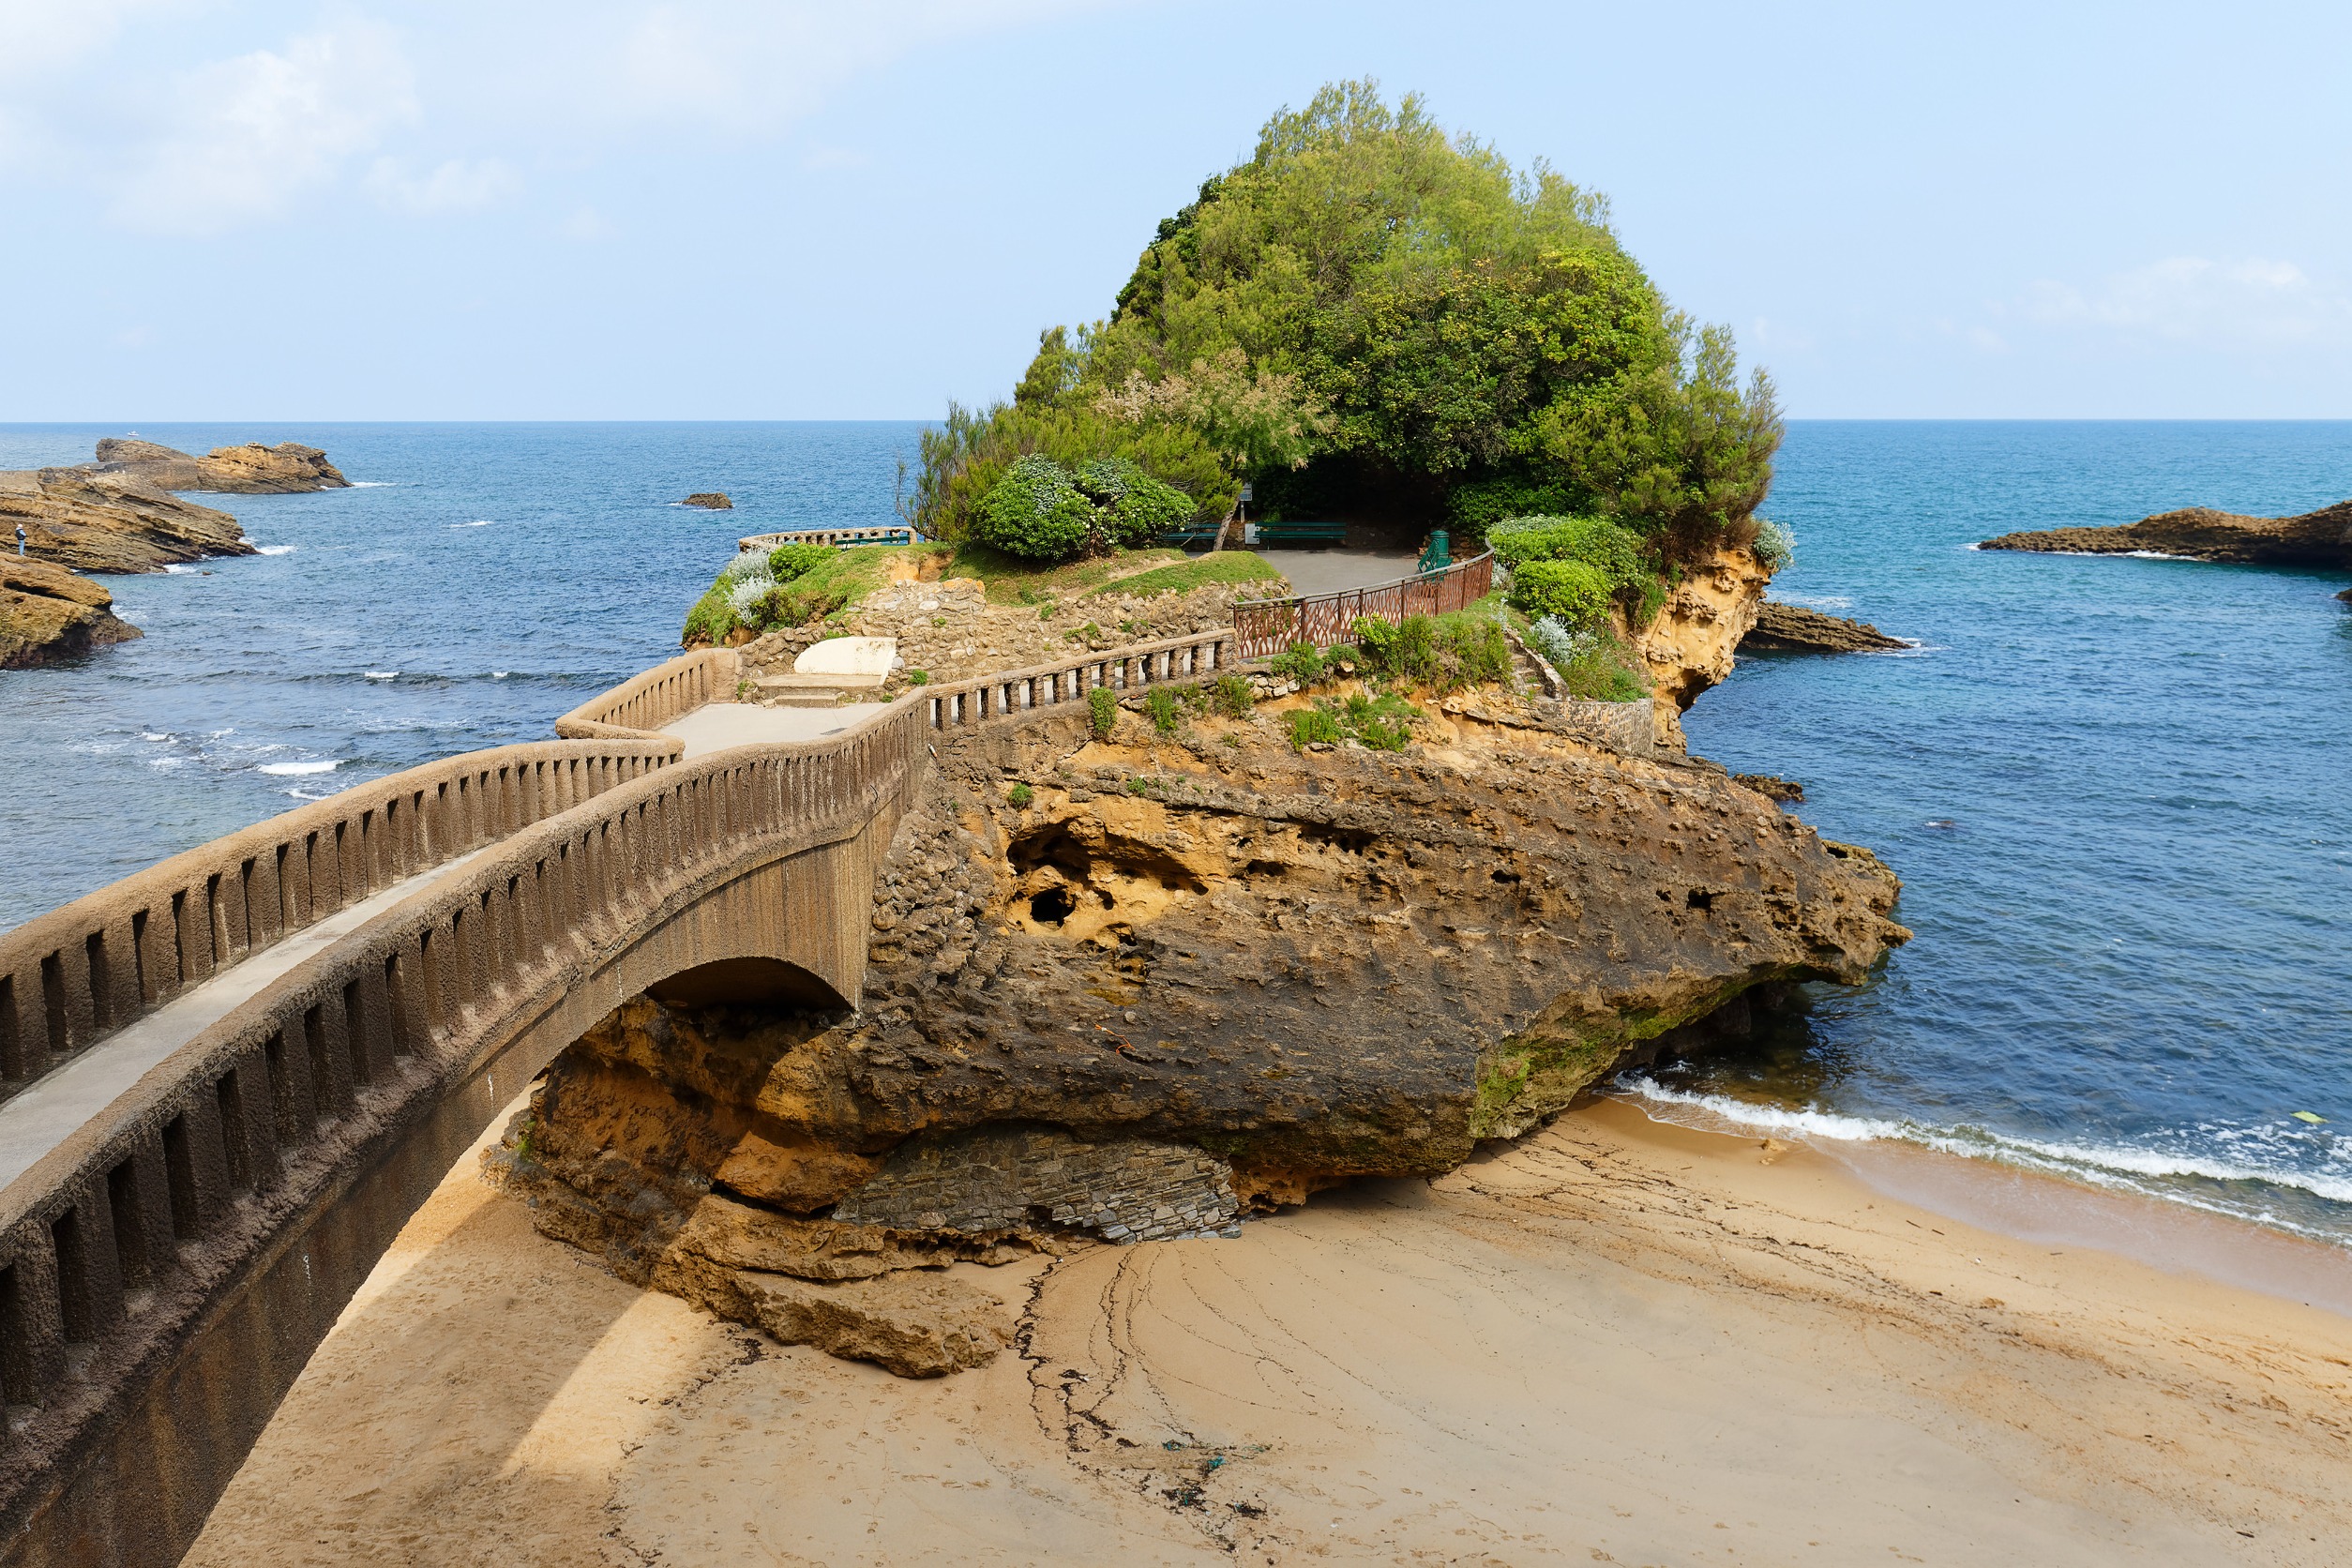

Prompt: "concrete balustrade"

[553,647,738,740]
[0,742,680,1105]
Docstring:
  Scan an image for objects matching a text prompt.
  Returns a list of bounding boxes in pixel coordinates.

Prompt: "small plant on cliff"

[1267,641,1326,686]
[906,669,929,685]
[1285,707,1344,748]
[1006,782,1033,807]
[1088,684,1119,737]
[1322,691,1418,750]
[1147,686,1181,734]
[1214,673,1255,716]
[1529,616,1648,702]
[1752,518,1794,572]
[1349,614,1511,694]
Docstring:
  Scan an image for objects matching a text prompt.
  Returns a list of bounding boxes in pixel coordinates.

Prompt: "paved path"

[663,701,888,758]
[0,849,489,1190]
[1254,548,1419,596]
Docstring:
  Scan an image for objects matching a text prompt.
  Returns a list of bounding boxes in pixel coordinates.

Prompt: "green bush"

[1268,641,1326,686]
[1351,616,1440,686]
[1080,458,1195,548]
[1146,686,1180,734]
[1214,674,1255,716]
[1088,685,1119,738]
[906,669,929,685]
[1326,692,1417,750]
[1449,618,1514,686]
[977,455,1100,560]
[1286,707,1344,747]
[767,542,835,581]
[1752,518,1794,572]
[1007,782,1033,807]
[1509,557,1613,626]
[752,582,848,629]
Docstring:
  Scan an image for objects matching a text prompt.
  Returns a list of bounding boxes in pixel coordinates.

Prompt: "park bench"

[1253,520,1349,549]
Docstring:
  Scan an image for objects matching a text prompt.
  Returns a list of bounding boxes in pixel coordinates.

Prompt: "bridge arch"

[0,628,1241,1567]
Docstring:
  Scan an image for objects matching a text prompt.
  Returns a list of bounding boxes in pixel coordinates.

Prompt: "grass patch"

[1088,686,1119,738]
[1082,550,1282,599]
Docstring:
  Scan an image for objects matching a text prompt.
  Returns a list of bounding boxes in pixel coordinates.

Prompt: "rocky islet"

[1979,496,2352,572]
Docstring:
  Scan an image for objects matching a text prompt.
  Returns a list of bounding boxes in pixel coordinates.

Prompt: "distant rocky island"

[682,491,733,509]
[0,436,349,666]
[1980,497,2352,571]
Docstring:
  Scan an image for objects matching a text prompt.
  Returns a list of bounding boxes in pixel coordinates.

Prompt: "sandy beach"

[188,1099,2352,1567]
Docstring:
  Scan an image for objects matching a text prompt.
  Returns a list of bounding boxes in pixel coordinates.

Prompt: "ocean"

[3,420,2346,1251]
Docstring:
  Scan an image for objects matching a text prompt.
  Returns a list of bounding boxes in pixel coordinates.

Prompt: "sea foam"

[257,761,340,776]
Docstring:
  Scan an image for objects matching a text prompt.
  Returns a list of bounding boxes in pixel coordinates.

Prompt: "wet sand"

[189,1100,2352,1566]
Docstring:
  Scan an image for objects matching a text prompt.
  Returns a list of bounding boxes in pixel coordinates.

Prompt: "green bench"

[1254,520,1349,549]
[1158,521,1225,550]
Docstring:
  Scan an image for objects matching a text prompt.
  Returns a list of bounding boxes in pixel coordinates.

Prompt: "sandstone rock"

[0,556,143,667]
[89,436,348,493]
[1979,499,2352,570]
[1740,601,1908,654]
[0,468,249,573]
[505,684,1909,1335]
[731,1270,1012,1377]
[1631,543,1770,749]
[683,492,734,509]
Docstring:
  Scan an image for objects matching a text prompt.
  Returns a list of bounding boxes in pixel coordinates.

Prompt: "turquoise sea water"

[2,420,2346,1247]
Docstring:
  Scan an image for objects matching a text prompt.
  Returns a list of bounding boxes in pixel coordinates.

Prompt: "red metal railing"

[1229,550,1496,658]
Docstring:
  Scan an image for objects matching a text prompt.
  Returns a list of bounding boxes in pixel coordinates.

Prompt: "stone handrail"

[737,526,918,552]
[0,740,680,1108]
[916,626,1239,730]
[553,647,739,739]
[1229,549,1497,657]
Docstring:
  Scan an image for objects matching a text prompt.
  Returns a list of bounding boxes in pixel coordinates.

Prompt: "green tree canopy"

[912,80,1782,564]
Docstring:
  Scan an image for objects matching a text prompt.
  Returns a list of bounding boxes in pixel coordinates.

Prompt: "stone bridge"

[0,629,1239,1566]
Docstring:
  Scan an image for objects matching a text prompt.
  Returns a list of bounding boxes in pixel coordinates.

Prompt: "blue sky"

[1,0,2345,421]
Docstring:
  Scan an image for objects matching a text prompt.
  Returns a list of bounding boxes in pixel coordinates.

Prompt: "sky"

[1,0,2346,422]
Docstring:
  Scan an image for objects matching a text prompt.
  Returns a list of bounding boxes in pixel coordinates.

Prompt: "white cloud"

[563,204,615,241]
[0,0,179,81]
[112,20,418,234]
[365,156,522,215]
[2019,257,2352,350]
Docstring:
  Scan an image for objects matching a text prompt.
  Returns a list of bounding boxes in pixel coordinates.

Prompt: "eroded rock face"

[1740,601,1909,654]
[1979,500,2352,570]
[496,680,1907,1372]
[0,556,143,667]
[90,437,349,493]
[0,468,250,573]
[1630,544,1772,748]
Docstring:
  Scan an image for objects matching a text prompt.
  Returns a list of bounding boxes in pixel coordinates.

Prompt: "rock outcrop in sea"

[0,467,250,573]
[0,556,142,668]
[1980,498,2352,570]
[683,492,734,509]
[88,437,349,493]
[1739,601,1909,653]
[490,658,1908,1372]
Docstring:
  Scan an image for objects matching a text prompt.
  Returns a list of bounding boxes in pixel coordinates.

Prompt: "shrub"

[1327,692,1417,750]
[1214,674,1255,716]
[977,454,1099,560]
[1508,557,1613,626]
[1088,685,1119,737]
[1528,616,1648,702]
[767,542,834,580]
[1286,707,1343,747]
[1449,618,1514,687]
[1752,518,1794,573]
[1007,782,1033,807]
[906,669,929,685]
[1351,615,1439,686]
[1079,458,1195,548]
[1147,686,1180,734]
[1268,641,1326,686]
[752,582,848,628]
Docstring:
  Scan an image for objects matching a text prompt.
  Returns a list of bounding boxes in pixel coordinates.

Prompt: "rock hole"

[1686,889,1714,911]
[1030,887,1077,925]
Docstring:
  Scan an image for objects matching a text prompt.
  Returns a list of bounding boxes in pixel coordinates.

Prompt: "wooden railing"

[0,741,678,1107]
[1229,550,1496,657]
[553,648,738,739]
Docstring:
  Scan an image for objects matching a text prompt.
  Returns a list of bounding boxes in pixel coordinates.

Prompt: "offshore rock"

[1740,601,1909,654]
[0,556,143,667]
[0,468,250,573]
[1979,499,2352,570]
[500,679,1908,1371]
[683,491,734,509]
[89,436,349,493]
